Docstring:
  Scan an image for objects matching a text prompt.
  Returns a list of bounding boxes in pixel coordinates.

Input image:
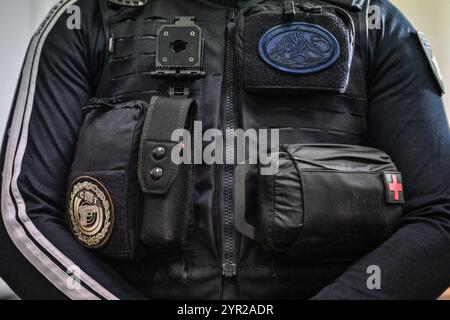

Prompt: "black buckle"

[169,80,191,97]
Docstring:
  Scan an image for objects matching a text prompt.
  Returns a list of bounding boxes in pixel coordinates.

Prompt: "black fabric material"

[254,144,402,262]
[70,99,147,260]
[0,0,146,299]
[241,6,353,93]
[235,0,369,277]
[235,1,368,149]
[138,96,194,194]
[138,96,195,251]
[313,0,450,299]
[0,0,449,300]
[95,4,167,100]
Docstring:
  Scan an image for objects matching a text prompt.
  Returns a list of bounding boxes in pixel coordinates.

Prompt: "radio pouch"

[138,96,196,251]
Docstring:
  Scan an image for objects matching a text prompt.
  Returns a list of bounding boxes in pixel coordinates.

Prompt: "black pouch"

[137,96,196,251]
[67,98,147,260]
[67,96,195,259]
[235,144,404,262]
[236,2,355,94]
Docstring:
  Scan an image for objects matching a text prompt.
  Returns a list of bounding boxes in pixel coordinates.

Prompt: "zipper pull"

[223,263,237,278]
[226,9,236,22]
[109,33,115,54]
[283,1,297,18]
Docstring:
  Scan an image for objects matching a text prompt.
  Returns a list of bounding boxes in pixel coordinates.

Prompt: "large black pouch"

[68,99,146,260]
[67,96,194,259]
[236,144,404,263]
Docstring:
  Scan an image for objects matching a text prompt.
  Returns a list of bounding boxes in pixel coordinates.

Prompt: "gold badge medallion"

[68,177,114,249]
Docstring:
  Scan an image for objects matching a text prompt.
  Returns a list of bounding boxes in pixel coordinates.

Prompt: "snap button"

[150,167,164,180]
[152,146,166,160]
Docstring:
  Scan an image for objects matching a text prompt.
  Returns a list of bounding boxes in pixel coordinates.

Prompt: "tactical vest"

[86,0,374,299]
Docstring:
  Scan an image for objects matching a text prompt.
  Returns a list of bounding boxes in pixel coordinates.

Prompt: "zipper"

[221,9,237,278]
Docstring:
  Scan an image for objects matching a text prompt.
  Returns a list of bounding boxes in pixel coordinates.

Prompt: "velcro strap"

[138,96,194,195]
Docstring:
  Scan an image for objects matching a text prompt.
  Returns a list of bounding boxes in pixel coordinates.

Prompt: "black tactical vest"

[93,0,371,299]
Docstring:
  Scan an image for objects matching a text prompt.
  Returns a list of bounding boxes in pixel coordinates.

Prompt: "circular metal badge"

[68,177,114,249]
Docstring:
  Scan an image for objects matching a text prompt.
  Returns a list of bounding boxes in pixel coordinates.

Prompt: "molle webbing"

[96,3,167,100]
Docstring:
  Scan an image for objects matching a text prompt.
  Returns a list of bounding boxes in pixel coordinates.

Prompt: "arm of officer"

[313,0,450,299]
[0,0,145,299]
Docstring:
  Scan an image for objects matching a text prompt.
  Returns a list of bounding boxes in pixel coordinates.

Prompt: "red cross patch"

[383,173,405,204]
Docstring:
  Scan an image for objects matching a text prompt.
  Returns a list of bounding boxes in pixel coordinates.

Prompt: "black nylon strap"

[138,96,195,195]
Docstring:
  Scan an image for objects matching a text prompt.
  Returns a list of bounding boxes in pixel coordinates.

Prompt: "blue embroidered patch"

[258,22,340,74]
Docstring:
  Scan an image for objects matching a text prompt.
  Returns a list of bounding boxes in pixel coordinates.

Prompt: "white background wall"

[0,0,58,136]
[0,0,448,300]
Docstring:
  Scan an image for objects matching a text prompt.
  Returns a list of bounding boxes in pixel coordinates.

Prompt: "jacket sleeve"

[0,0,145,300]
[313,0,450,299]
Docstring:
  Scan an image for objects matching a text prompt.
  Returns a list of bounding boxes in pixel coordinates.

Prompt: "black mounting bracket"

[151,17,206,96]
